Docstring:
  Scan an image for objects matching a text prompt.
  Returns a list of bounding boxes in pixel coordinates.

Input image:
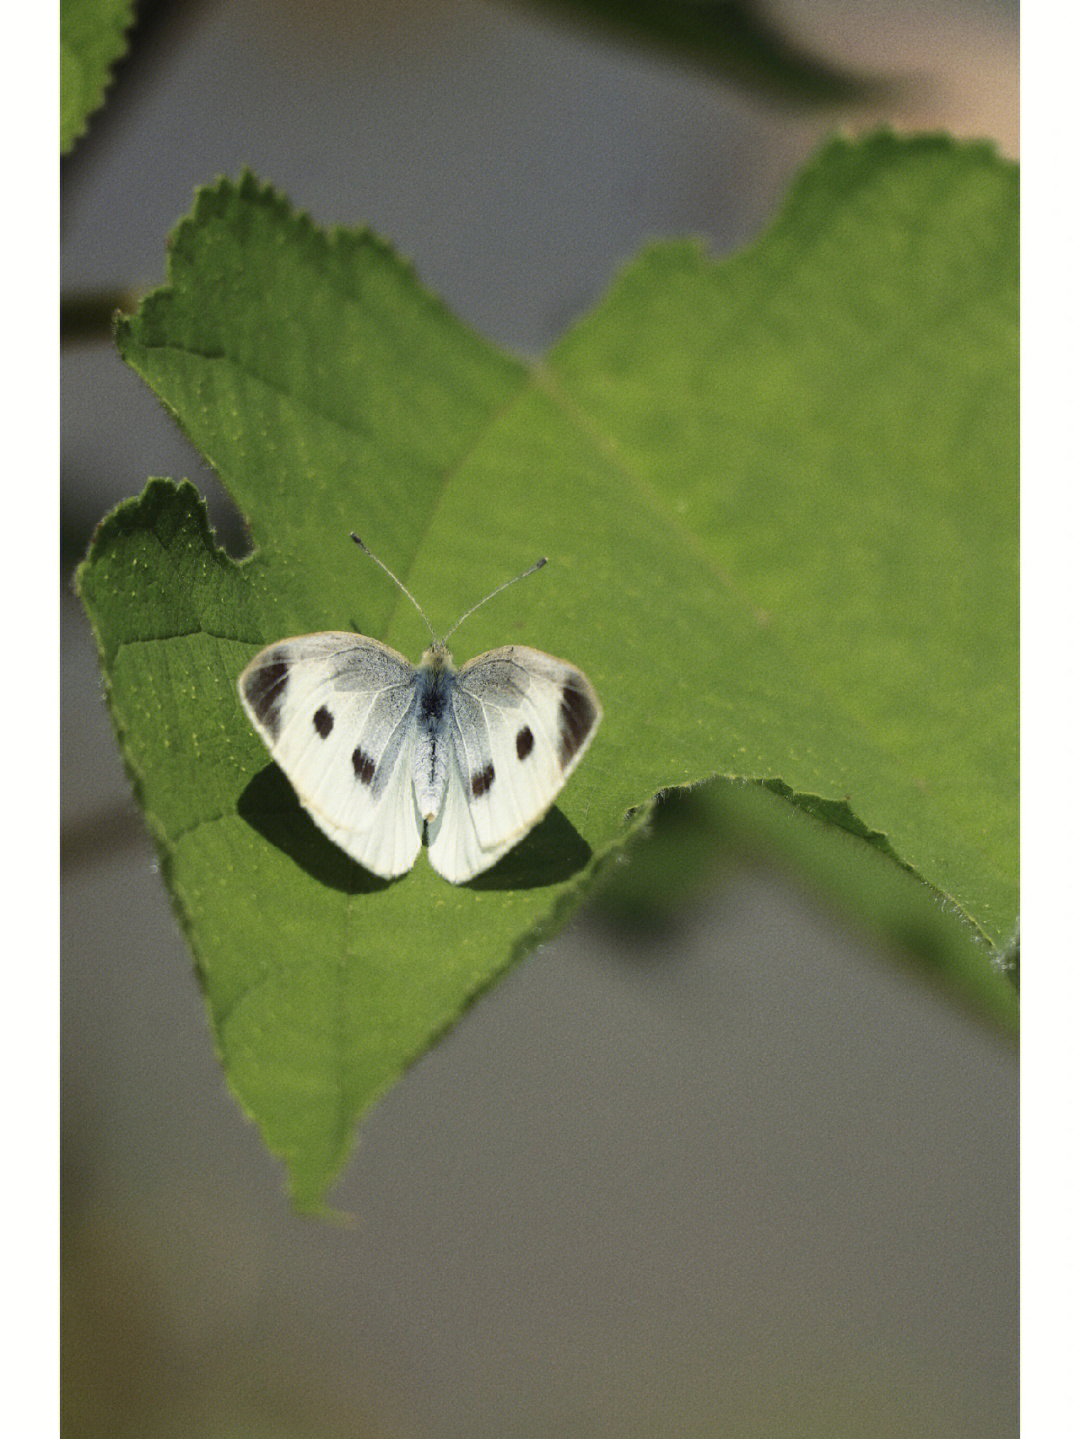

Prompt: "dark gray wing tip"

[558,676,599,768]
[242,649,289,740]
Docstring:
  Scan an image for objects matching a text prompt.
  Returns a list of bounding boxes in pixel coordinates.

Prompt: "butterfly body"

[413,643,455,822]
[239,629,601,883]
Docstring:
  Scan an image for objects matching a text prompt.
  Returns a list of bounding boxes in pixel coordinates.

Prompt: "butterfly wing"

[238,633,423,879]
[422,742,507,884]
[426,645,602,882]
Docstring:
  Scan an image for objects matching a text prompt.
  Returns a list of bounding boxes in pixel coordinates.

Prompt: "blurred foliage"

[593,780,1018,1033]
[61,288,139,346]
[527,0,888,105]
[63,1209,379,1438]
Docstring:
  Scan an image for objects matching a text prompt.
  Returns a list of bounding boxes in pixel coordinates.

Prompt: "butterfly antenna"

[350,533,437,641]
[441,556,547,644]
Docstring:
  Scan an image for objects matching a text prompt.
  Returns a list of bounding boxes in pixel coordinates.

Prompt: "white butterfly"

[238,536,602,883]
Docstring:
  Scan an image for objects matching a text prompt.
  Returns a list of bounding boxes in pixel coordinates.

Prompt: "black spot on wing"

[244,654,289,741]
[516,725,534,760]
[352,747,376,784]
[471,761,495,798]
[313,705,333,738]
[559,679,596,768]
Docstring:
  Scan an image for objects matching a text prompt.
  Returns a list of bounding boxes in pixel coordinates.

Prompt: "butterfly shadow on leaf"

[237,764,591,893]
[237,764,392,895]
[461,806,591,891]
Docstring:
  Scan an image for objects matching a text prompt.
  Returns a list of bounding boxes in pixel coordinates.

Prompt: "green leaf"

[61,0,135,153]
[525,0,886,106]
[77,134,1017,1209]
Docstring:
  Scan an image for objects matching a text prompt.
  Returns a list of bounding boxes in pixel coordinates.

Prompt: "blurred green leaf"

[524,0,887,105]
[61,0,135,153]
[78,134,1017,1208]
[593,781,1018,1033]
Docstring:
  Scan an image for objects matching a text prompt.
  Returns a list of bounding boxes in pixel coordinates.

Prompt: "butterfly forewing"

[238,634,425,878]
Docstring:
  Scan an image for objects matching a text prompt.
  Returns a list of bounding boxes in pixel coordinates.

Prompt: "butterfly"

[238,535,602,883]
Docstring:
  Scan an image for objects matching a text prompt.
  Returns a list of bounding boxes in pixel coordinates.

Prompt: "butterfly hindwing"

[426,645,602,878]
[238,633,424,879]
[425,742,515,883]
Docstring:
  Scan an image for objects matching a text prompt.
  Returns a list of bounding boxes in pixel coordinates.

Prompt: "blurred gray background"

[62,1,1018,1434]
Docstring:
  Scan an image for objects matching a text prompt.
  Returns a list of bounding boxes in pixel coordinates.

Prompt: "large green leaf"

[61,0,135,154]
[77,134,1017,1209]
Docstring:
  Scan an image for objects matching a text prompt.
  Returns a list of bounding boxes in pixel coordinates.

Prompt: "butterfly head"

[421,639,455,674]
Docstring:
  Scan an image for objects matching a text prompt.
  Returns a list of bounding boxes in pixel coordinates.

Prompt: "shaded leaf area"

[592,781,1018,1033]
[78,135,1017,1208]
[526,0,889,106]
[61,0,136,153]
